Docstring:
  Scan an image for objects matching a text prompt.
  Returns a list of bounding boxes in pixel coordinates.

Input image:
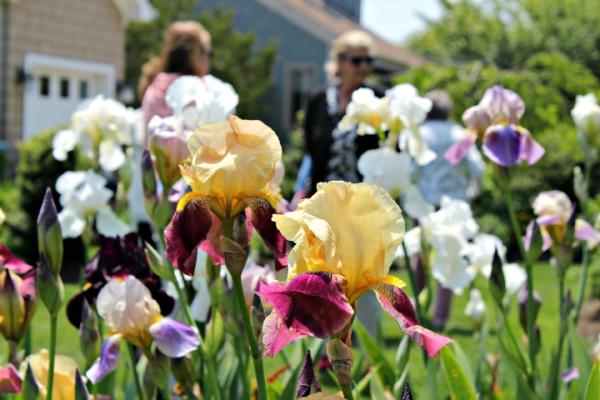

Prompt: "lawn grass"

[10,262,594,398]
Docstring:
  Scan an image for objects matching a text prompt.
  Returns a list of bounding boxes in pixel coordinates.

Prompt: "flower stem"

[126,344,145,400]
[46,315,58,400]
[574,245,590,324]
[503,177,537,384]
[340,382,354,400]
[547,267,568,400]
[401,242,424,321]
[232,274,267,400]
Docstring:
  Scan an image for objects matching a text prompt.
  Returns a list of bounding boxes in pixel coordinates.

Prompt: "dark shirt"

[303,84,383,194]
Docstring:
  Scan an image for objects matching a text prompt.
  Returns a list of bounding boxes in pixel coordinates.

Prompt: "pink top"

[141,72,181,131]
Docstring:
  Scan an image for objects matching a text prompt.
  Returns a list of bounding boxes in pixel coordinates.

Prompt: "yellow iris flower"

[273,181,406,303]
[23,350,78,400]
[179,115,282,217]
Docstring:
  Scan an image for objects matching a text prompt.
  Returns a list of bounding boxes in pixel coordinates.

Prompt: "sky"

[361,0,443,44]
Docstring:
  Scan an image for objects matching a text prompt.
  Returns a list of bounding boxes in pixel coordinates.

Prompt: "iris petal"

[165,192,213,275]
[86,334,121,384]
[148,318,200,358]
[373,282,452,357]
[256,272,354,346]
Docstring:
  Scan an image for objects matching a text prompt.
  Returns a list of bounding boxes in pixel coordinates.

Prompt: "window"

[39,75,50,96]
[284,64,317,129]
[60,78,70,98]
[79,80,88,99]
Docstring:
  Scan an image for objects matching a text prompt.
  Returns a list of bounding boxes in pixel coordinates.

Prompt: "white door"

[22,53,116,139]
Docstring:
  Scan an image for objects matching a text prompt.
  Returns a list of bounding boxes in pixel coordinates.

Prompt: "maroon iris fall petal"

[373,283,452,357]
[246,198,288,270]
[256,272,354,356]
[164,196,213,275]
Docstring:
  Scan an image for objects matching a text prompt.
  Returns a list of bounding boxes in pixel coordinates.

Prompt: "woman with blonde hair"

[141,20,212,127]
[301,30,381,195]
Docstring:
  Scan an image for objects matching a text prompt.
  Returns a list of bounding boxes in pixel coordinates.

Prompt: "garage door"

[22,53,116,139]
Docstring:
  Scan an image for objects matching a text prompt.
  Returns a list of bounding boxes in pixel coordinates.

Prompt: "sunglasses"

[342,55,374,67]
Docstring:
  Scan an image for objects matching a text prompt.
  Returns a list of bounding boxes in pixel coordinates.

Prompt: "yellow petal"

[273,181,404,298]
[22,349,78,400]
[185,116,282,216]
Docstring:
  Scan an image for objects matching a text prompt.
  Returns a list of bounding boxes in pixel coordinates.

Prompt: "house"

[0,0,153,165]
[197,0,424,135]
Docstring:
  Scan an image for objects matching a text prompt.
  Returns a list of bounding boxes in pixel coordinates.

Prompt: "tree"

[409,0,600,78]
[125,0,276,119]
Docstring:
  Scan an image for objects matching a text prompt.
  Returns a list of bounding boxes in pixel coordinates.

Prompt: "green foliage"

[1,129,77,264]
[395,57,600,242]
[125,1,276,119]
[440,346,478,400]
[408,0,600,78]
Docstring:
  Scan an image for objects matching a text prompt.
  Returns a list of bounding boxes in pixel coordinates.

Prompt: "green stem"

[547,269,568,400]
[340,382,354,400]
[205,356,223,400]
[231,290,250,400]
[504,178,537,384]
[232,274,267,400]
[574,243,590,323]
[126,345,145,400]
[46,315,58,400]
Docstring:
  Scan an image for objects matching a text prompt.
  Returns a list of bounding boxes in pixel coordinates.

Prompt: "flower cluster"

[339,84,436,165]
[52,96,139,172]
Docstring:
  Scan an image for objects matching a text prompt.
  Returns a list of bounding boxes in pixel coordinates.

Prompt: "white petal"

[190,279,211,323]
[99,139,126,172]
[402,186,434,219]
[96,207,131,237]
[503,263,527,295]
[396,227,421,258]
[464,288,485,322]
[358,148,412,197]
[58,208,86,238]
[52,129,80,161]
[407,129,437,165]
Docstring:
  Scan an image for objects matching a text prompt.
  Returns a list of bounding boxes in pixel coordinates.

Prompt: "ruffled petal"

[165,193,213,275]
[86,334,122,384]
[256,272,354,339]
[96,207,130,238]
[373,283,452,357]
[444,136,476,165]
[520,133,544,165]
[99,139,126,172]
[148,318,200,358]
[483,125,521,167]
[247,198,288,269]
[575,219,600,243]
[261,312,308,357]
[57,208,86,239]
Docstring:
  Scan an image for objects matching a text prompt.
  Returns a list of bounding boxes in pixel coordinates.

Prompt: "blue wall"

[197,0,329,138]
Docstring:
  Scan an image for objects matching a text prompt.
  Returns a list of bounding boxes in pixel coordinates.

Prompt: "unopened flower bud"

[37,188,63,276]
[144,243,172,281]
[296,351,321,397]
[326,338,353,386]
[172,355,196,395]
[148,350,170,390]
[401,381,413,400]
[518,287,542,333]
[0,270,27,342]
[489,250,506,307]
[36,260,64,316]
[74,369,90,400]
[79,299,100,365]
[221,237,248,278]
[149,131,189,193]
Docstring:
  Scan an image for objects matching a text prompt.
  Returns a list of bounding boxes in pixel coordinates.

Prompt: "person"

[301,30,381,195]
[141,21,212,130]
[417,90,485,207]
